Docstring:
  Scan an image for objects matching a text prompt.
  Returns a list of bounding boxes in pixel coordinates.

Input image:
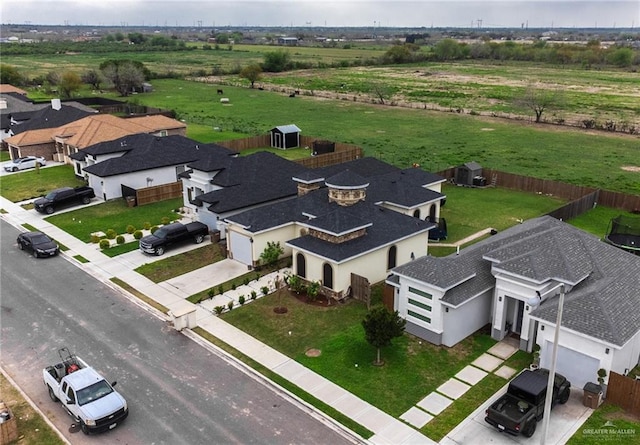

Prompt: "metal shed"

[270,124,301,149]
[455,161,483,186]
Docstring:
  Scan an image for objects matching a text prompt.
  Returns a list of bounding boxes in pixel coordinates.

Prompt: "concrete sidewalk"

[0,196,435,445]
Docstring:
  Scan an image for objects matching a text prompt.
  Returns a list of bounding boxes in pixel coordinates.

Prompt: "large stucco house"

[70,133,234,201]
[223,157,446,300]
[387,215,640,388]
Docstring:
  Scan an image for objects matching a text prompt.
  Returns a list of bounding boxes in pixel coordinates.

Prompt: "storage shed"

[270,124,301,149]
[455,161,483,186]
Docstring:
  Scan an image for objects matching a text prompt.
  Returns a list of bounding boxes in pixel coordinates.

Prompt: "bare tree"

[370,82,393,105]
[516,84,564,123]
[101,60,145,97]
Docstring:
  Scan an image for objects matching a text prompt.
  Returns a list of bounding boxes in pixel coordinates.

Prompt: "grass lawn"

[135,243,226,283]
[221,284,507,419]
[567,403,640,445]
[0,165,86,202]
[45,198,182,242]
[0,373,64,445]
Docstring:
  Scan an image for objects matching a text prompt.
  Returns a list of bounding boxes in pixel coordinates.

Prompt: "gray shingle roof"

[392,216,640,346]
[81,134,234,177]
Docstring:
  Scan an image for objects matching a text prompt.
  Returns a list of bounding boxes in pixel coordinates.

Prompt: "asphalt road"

[0,220,356,445]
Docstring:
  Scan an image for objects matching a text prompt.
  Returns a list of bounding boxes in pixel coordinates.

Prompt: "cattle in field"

[217,89,223,94]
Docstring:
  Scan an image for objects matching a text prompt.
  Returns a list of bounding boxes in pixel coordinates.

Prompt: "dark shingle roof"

[196,152,307,213]
[10,103,96,134]
[392,216,640,345]
[81,134,234,177]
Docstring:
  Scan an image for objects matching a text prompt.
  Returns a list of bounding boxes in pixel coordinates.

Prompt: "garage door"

[229,231,252,266]
[542,342,599,388]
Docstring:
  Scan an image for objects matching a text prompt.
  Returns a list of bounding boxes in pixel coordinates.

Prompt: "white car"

[4,156,47,172]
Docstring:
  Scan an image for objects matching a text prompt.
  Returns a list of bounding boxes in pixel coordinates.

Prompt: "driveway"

[441,385,593,444]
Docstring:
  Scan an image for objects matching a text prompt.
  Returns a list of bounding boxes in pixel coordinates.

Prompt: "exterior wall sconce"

[445,307,449,313]
[498,296,502,302]
[541,325,545,331]
[249,238,254,243]
[605,348,610,354]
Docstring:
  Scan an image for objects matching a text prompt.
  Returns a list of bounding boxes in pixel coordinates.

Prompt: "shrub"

[125,224,136,234]
[243,277,250,286]
[90,234,101,244]
[151,226,159,234]
[207,288,215,298]
[261,286,269,296]
[214,305,224,315]
[133,230,143,240]
[106,229,117,239]
[161,217,170,225]
[143,221,151,230]
[116,235,125,245]
[227,301,234,311]
[231,283,236,290]
[238,295,245,305]
[99,239,111,249]
[250,290,257,300]
[217,284,224,294]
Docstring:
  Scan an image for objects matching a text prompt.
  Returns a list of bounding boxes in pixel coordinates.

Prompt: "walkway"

[0,196,521,444]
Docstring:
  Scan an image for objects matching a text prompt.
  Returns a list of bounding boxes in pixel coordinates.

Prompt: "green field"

[130,78,640,195]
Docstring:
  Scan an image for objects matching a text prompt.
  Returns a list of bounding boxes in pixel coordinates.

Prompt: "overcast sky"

[1,1,639,29]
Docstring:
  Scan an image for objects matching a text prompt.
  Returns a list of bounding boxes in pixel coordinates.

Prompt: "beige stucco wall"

[293,232,429,295]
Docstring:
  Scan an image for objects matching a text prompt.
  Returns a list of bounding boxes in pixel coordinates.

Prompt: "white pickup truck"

[42,348,128,434]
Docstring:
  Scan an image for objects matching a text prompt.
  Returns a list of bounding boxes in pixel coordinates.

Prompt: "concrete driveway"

[441,385,594,445]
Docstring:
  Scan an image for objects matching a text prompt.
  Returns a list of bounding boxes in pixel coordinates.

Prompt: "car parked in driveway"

[4,156,47,172]
[17,231,60,258]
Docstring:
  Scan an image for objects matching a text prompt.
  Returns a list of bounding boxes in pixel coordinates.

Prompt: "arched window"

[323,263,333,289]
[429,204,437,222]
[296,253,306,278]
[413,209,421,218]
[388,245,397,269]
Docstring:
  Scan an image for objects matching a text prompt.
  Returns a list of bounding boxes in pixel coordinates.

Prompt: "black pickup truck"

[485,368,571,438]
[34,186,95,214]
[139,222,209,255]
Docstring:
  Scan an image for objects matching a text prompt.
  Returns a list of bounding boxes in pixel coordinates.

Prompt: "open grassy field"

[2,43,386,78]
[133,78,640,195]
[252,61,640,131]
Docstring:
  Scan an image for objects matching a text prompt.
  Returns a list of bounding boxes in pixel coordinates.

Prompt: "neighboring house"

[387,215,640,388]
[270,124,301,149]
[70,133,234,201]
[223,157,446,300]
[181,151,307,238]
[5,114,186,163]
[277,37,298,46]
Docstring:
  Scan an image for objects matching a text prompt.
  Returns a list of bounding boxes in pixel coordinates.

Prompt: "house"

[277,37,298,46]
[70,134,234,201]
[223,157,446,300]
[4,114,186,163]
[386,216,640,388]
[270,124,301,149]
[181,151,307,238]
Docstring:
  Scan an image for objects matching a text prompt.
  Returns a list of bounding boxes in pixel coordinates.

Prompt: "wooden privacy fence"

[438,167,640,214]
[606,372,640,417]
[126,182,183,206]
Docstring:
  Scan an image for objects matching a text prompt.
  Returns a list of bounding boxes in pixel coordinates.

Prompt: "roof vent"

[51,98,61,110]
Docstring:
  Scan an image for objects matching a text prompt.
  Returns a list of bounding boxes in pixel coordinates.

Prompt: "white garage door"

[229,231,253,266]
[542,342,599,388]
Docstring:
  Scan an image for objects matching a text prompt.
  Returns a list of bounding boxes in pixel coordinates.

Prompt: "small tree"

[239,64,262,88]
[259,241,284,267]
[516,84,564,123]
[58,71,82,99]
[362,306,406,366]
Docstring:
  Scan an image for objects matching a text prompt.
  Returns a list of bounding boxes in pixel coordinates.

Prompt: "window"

[408,298,431,312]
[296,253,306,278]
[409,287,432,299]
[387,245,397,269]
[413,209,420,218]
[408,310,431,324]
[322,263,333,289]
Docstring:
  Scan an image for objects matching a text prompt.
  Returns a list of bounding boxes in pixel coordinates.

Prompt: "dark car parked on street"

[17,231,60,258]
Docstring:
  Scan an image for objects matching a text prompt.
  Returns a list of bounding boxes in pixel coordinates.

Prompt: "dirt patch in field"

[305,348,321,357]
[621,166,640,172]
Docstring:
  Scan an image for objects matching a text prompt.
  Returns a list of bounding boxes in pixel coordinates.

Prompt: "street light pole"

[539,283,565,445]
